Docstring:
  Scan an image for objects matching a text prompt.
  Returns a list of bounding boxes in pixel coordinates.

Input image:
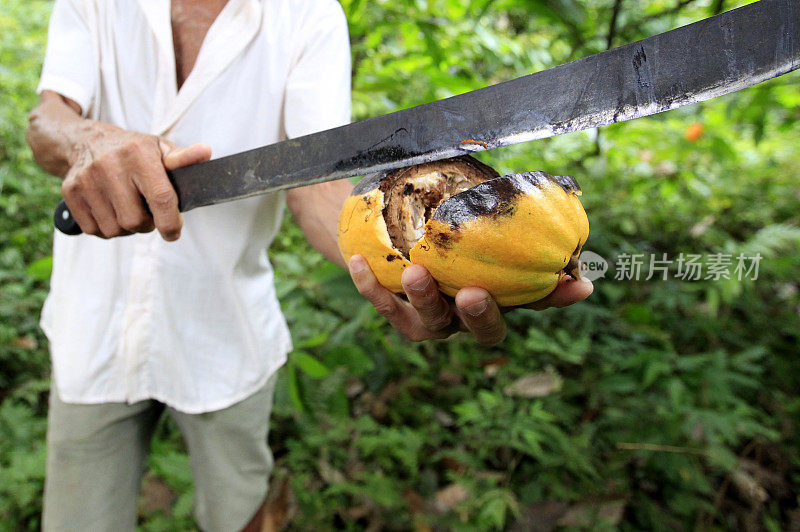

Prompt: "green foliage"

[2,0,799,530]
[1,2,58,528]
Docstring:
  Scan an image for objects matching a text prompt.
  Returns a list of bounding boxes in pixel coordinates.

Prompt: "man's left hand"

[348,255,594,346]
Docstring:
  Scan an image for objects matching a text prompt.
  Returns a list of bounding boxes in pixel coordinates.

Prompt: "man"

[27,0,592,530]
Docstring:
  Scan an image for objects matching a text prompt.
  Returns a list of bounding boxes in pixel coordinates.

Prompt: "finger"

[350,256,453,341]
[62,193,100,236]
[133,158,182,241]
[107,178,155,233]
[161,142,213,170]
[525,277,594,311]
[401,265,454,332]
[349,255,411,331]
[113,137,186,241]
[81,186,125,238]
[455,287,507,346]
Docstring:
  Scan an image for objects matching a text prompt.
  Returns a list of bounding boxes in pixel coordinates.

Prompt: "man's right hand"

[62,127,211,240]
[27,90,211,241]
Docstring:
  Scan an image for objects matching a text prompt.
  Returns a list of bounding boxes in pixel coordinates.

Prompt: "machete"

[55,0,799,235]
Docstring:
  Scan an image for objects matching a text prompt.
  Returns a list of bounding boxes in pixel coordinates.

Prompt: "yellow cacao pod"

[337,155,589,306]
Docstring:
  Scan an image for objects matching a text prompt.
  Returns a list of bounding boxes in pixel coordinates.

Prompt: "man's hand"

[27,91,212,241]
[62,128,211,240]
[348,255,593,346]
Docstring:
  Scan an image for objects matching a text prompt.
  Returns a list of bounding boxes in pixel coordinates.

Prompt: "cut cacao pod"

[337,155,589,306]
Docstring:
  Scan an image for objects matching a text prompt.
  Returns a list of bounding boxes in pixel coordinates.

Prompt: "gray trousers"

[42,375,277,532]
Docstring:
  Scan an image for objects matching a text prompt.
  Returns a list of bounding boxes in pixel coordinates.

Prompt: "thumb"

[160,140,213,171]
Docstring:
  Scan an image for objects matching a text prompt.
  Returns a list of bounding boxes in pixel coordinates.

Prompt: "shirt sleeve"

[37,0,98,116]
[283,0,352,139]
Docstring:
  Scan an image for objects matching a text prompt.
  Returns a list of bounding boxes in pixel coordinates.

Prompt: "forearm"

[26,90,114,178]
[286,179,353,268]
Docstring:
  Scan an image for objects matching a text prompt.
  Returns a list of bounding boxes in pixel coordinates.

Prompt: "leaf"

[479,495,511,529]
[298,331,329,349]
[642,359,672,388]
[482,355,509,377]
[25,255,51,282]
[292,351,331,379]
[323,345,374,376]
[434,483,469,512]
[286,362,304,412]
[274,278,298,298]
[148,451,193,491]
[503,371,563,398]
[730,469,768,505]
[172,492,194,519]
[621,303,658,325]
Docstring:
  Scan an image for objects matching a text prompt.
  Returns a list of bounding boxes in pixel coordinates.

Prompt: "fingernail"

[463,299,488,316]
[404,270,430,291]
[350,256,366,274]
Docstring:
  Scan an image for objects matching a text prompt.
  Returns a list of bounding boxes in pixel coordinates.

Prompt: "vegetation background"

[2,0,799,529]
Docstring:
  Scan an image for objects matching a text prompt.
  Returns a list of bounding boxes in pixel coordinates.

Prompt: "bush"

[1,0,798,530]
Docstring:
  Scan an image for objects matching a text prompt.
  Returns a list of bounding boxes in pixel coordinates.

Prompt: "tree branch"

[593,0,625,159]
[606,0,624,50]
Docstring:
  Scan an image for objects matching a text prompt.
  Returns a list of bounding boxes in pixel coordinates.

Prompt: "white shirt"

[37,0,351,413]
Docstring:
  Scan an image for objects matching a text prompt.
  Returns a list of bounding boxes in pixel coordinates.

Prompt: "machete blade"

[55,0,798,233]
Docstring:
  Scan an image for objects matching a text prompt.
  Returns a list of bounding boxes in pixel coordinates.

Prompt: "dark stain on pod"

[433,171,581,229]
[518,171,582,194]
[432,176,520,229]
[429,230,459,249]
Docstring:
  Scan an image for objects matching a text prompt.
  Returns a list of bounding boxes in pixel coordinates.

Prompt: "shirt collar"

[136,0,263,135]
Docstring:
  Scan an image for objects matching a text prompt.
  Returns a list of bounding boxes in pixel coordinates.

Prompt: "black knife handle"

[54,199,156,235]
[54,199,83,235]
